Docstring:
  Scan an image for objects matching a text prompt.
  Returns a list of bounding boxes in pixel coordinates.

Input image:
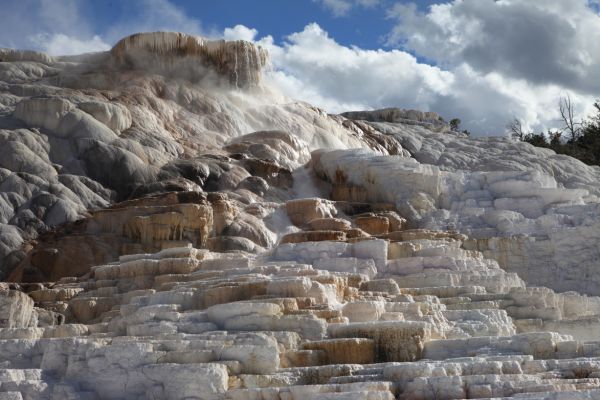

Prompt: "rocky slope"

[0,31,380,280]
[1,32,600,399]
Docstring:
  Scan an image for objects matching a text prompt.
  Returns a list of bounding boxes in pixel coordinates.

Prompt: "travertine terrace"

[1,32,600,399]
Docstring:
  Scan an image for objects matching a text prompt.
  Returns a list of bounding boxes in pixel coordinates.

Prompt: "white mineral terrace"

[4,211,600,399]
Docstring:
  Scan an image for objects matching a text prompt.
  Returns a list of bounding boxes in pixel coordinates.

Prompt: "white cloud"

[257,23,452,111]
[223,25,258,42]
[241,22,596,136]
[0,0,99,53]
[387,0,600,95]
[314,0,381,17]
[318,0,353,17]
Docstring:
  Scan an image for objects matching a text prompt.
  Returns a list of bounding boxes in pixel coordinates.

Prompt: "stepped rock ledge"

[0,32,599,399]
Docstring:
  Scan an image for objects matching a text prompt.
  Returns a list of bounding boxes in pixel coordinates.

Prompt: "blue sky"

[1,0,600,136]
[81,0,438,50]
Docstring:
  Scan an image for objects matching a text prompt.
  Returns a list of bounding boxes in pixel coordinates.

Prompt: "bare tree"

[559,94,582,143]
[507,117,526,140]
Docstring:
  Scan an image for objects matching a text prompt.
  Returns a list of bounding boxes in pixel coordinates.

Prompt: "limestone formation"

[2,214,600,398]
[111,32,269,88]
[0,289,34,328]
[1,31,600,399]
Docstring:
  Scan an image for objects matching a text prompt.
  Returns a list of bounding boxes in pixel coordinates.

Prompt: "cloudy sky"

[1,0,599,136]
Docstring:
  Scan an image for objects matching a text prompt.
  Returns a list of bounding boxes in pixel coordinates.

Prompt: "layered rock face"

[3,211,600,399]
[1,32,600,399]
[312,120,600,295]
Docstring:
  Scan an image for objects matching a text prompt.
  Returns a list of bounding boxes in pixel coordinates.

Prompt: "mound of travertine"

[3,196,600,400]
